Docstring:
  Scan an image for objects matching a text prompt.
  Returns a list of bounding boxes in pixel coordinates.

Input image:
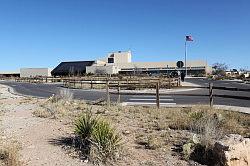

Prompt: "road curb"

[213,105,250,114]
[119,103,250,114]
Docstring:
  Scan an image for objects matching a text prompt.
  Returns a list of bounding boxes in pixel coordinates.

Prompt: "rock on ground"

[214,134,250,166]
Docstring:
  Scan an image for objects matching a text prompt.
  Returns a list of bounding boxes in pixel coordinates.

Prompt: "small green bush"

[189,111,204,121]
[91,121,122,163]
[75,111,98,155]
[75,112,98,141]
[74,111,122,164]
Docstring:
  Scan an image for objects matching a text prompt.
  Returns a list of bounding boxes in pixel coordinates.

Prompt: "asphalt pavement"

[1,78,250,108]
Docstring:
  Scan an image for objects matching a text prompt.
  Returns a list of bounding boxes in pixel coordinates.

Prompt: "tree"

[239,67,247,73]
[212,63,228,76]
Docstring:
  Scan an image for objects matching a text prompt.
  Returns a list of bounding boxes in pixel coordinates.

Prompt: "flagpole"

[185,40,187,76]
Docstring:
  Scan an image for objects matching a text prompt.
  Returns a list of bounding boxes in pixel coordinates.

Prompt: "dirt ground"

[0,84,86,166]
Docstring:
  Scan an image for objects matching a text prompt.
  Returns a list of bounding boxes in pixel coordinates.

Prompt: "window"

[108,58,114,63]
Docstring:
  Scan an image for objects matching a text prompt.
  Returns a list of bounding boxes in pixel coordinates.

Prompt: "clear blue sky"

[0,0,249,71]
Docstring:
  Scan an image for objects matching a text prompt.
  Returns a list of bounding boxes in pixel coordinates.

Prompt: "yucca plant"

[74,110,122,163]
[91,120,122,163]
[75,111,98,155]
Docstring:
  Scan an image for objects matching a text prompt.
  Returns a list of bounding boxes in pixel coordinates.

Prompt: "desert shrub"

[135,133,161,150]
[75,111,98,155]
[168,109,191,130]
[57,88,73,101]
[145,135,161,150]
[74,111,122,164]
[183,113,222,165]
[75,111,98,140]
[0,143,21,166]
[36,94,87,119]
[47,94,58,103]
[188,111,204,121]
[32,108,53,118]
[91,120,122,163]
[218,110,250,137]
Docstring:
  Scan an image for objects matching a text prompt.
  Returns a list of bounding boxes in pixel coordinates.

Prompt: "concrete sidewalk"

[180,81,201,87]
[214,105,250,114]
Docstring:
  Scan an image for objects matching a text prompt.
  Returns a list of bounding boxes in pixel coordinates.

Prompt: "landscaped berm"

[0,86,249,166]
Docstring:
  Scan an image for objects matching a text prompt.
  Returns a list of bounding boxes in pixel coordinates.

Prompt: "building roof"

[51,61,94,76]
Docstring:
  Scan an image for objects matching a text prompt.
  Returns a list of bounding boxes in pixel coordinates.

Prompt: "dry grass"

[57,88,73,101]
[33,95,88,119]
[32,107,53,118]
[0,142,21,166]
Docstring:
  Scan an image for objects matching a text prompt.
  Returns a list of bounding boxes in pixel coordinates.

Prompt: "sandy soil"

[0,84,86,166]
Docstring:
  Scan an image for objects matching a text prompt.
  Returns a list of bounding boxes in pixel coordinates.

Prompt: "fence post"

[117,81,121,103]
[138,79,141,90]
[209,83,213,107]
[156,81,160,109]
[90,78,93,89]
[66,79,69,88]
[178,77,181,86]
[168,78,171,89]
[106,79,110,107]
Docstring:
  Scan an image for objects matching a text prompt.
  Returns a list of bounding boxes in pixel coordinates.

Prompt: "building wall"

[104,51,132,64]
[114,60,207,70]
[113,51,131,63]
[87,60,208,75]
[20,68,51,77]
[60,51,210,76]
[86,65,119,74]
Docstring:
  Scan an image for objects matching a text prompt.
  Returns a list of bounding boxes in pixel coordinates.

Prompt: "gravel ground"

[0,84,86,166]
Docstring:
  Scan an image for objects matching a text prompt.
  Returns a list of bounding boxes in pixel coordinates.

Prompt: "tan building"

[20,68,52,78]
[86,51,212,75]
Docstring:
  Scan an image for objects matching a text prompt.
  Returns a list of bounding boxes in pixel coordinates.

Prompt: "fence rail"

[14,76,181,90]
[243,78,250,83]
[6,77,250,108]
[65,78,181,89]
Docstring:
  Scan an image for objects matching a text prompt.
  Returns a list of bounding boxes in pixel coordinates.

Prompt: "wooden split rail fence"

[243,78,250,84]
[13,77,250,109]
[14,76,181,89]
[15,77,63,83]
[176,83,250,108]
[106,82,250,109]
[63,77,181,90]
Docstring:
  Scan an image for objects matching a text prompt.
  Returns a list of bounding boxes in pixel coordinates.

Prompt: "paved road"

[1,78,250,107]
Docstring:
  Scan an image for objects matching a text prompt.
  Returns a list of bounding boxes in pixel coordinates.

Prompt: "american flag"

[186,35,193,41]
